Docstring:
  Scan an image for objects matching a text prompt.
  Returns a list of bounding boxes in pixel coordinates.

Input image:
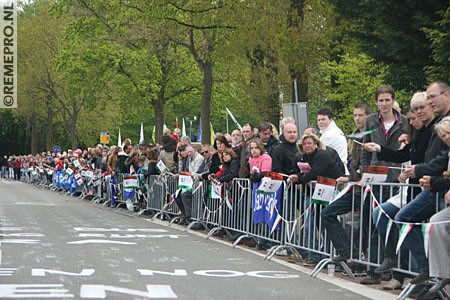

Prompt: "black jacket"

[217,157,240,183]
[415,112,450,178]
[293,148,345,184]
[271,138,298,175]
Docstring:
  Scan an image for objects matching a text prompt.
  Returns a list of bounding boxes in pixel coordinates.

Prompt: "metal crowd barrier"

[22,171,446,287]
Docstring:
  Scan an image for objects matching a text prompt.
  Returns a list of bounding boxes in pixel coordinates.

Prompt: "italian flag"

[396,223,413,254]
[422,223,434,258]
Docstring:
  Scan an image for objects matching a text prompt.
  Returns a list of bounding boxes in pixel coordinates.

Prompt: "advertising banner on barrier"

[252,181,282,230]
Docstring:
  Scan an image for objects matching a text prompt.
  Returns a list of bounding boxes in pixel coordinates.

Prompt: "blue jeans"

[395,190,444,272]
[304,196,322,261]
[322,192,358,256]
[373,203,400,258]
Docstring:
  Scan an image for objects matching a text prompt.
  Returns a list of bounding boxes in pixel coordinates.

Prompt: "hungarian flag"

[396,223,413,254]
[422,223,434,258]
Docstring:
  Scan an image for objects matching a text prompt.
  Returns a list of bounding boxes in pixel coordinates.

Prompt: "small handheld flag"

[347,129,378,140]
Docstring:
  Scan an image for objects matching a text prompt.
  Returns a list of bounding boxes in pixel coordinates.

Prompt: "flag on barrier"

[422,223,434,258]
[178,174,193,192]
[311,177,336,206]
[252,180,282,230]
[396,223,413,254]
[209,181,221,199]
[156,160,167,174]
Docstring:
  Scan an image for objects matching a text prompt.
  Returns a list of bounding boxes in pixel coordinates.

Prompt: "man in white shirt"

[317,108,348,172]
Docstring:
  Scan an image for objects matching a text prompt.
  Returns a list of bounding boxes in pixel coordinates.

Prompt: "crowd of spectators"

[2,82,450,299]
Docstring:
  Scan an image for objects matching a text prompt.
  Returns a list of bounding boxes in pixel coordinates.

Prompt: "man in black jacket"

[271,123,298,175]
[395,81,450,285]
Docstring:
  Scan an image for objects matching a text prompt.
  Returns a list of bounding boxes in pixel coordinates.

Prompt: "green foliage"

[12,0,450,152]
[328,0,448,92]
[317,52,387,133]
[424,5,450,83]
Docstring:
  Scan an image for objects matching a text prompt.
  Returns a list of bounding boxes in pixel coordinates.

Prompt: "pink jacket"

[249,153,272,174]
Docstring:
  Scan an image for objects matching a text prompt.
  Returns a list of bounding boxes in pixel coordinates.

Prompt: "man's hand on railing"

[287,174,298,183]
[419,175,431,190]
[403,165,416,179]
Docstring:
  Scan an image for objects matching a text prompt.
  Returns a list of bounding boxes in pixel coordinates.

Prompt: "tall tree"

[424,3,450,83]
[329,0,448,91]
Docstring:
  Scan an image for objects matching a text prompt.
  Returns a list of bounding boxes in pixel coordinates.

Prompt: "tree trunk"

[46,98,54,151]
[200,61,213,145]
[70,98,78,149]
[154,93,165,144]
[291,70,308,103]
[30,116,38,155]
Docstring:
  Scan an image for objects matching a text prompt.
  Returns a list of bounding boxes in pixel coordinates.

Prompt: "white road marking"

[67,240,136,245]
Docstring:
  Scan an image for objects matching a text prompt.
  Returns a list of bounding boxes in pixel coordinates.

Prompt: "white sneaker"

[383,278,402,290]
[401,278,412,289]
[275,249,288,256]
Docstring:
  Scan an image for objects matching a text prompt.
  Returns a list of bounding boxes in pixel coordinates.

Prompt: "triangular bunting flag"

[385,219,393,247]
[422,223,434,258]
[270,214,282,234]
[288,218,299,242]
[396,223,413,254]
[375,207,383,227]
[225,190,233,210]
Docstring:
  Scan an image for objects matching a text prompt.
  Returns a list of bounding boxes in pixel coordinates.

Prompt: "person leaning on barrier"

[358,85,408,285]
[402,82,450,181]
[271,122,299,175]
[363,93,437,288]
[320,103,371,270]
[196,144,214,177]
[394,83,450,279]
[289,133,345,265]
[395,116,450,286]
[185,145,204,177]
[248,138,272,183]
[201,135,231,180]
[209,148,239,184]
[289,133,344,185]
[362,85,408,198]
[208,148,240,239]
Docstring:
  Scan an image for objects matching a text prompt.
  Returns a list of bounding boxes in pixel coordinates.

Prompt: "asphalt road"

[0,179,395,299]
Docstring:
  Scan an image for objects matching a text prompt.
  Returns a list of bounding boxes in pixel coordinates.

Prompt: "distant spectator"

[258,121,279,155]
[317,107,348,173]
